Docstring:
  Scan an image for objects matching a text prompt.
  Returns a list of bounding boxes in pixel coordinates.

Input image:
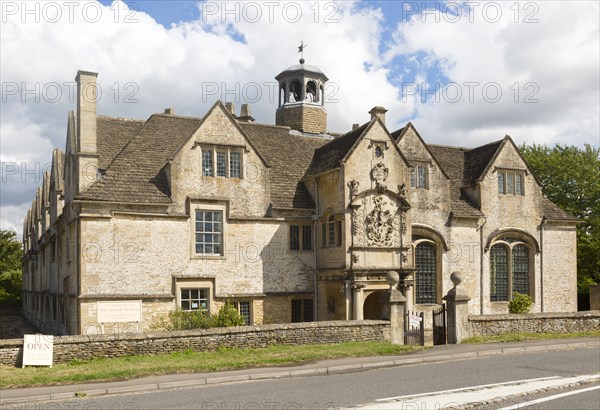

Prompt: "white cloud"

[385,1,600,147]
[0,0,598,236]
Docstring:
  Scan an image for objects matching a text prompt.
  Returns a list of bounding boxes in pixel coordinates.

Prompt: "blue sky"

[1,1,599,235]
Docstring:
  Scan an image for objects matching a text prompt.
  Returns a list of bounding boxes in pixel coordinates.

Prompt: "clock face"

[374,146,383,158]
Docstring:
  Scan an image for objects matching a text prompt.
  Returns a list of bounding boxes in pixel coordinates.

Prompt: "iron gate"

[404,310,424,346]
[433,303,447,345]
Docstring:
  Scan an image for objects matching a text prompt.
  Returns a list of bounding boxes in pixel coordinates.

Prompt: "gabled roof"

[393,122,449,180]
[427,144,483,218]
[81,114,202,203]
[304,122,370,179]
[240,123,330,209]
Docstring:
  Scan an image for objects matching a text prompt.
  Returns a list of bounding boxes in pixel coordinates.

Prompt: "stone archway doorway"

[363,290,388,320]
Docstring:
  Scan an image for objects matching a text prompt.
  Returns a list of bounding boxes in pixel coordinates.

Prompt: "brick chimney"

[369,106,387,125]
[75,70,99,194]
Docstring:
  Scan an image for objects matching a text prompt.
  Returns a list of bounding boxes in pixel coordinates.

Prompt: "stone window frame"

[200,145,244,180]
[497,169,525,196]
[410,162,429,190]
[174,278,215,313]
[289,223,313,251]
[190,202,228,259]
[489,236,535,303]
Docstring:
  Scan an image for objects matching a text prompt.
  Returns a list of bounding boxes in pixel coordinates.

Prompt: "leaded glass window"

[515,174,523,195]
[507,173,514,194]
[490,244,509,301]
[327,216,336,247]
[498,173,505,194]
[216,151,226,177]
[289,225,300,250]
[202,150,213,176]
[415,242,437,304]
[302,225,313,250]
[512,244,529,295]
[229,152,241,178]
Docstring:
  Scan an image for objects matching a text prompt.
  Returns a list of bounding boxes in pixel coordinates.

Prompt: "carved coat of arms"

[366,196,394,246]
[371,163,389,190]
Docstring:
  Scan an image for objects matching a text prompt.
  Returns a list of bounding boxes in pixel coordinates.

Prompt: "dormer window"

[498,170,524,195]
[201,146,243,179]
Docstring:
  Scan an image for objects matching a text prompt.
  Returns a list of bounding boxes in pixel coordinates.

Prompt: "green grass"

[0,342,421,389]
[461,329,600,344]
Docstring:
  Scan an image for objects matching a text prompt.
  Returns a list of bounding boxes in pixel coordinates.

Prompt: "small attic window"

[374,146,383,158]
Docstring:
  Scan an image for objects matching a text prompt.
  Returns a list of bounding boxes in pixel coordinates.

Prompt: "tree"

[0,230,23,306]
[520,144,600,292]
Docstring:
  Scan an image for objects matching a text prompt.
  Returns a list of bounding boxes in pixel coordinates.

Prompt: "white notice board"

[22,334,54,368]
[97,300,142,323]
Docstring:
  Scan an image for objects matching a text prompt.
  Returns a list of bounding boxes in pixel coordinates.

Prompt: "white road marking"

[349,373,600,409]
[497,384,600,410]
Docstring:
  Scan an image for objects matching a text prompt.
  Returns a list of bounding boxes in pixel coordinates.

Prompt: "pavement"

[1,337,599,405]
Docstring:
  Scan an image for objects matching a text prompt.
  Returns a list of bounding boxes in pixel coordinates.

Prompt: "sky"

[1,0,599,237]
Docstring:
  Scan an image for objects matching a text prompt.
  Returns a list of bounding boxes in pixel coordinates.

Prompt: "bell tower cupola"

[275,42,328,134]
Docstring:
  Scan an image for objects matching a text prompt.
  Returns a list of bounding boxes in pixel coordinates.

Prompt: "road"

[9,346,598,410]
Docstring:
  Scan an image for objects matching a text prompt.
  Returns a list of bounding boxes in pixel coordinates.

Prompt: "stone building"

[22,61,578,335]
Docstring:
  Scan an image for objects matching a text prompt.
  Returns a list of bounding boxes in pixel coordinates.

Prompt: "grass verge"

[461,329,600,344]
[0,341,422,389]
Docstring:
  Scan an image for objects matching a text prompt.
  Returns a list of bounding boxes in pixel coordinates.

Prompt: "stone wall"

[0,320,389,367]
[468,311,600,337]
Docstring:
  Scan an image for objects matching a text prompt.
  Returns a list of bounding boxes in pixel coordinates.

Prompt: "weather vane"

[298,40,308,64]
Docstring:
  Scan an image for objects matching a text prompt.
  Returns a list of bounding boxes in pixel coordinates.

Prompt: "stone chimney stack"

[238,104,255,123]
[352,123,359,130]
[369,106,387,125]
[164,108,174,115]
[75,70,99,194]
[225,102,236,117]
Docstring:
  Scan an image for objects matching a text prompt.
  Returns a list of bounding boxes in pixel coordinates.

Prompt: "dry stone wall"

[469,311,600,337]
[0,320,389,367]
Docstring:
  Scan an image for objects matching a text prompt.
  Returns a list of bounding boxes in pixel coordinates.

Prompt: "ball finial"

[450,271,463,287]
[386,271,400,286]
[299,58,305,64]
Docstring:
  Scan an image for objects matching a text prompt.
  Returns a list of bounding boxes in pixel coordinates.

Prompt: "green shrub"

[508,292,533,314]
[151,300,245,331]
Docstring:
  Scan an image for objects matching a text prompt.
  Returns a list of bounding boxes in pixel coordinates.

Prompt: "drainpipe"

[540,216,547,312]
[478,217,487,315]
[313,176,319,321]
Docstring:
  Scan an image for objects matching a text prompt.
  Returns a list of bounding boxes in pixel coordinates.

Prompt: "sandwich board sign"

[22,334,53,368]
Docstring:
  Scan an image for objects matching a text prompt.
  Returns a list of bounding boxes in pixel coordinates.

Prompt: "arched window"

[490,244,509,302]
[490,238,532,302]
[415,241,437,304]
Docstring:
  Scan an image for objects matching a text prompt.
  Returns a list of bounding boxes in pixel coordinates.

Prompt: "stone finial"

[444,271,471,302]
[450,271,463,287]
[386,271,400,287]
